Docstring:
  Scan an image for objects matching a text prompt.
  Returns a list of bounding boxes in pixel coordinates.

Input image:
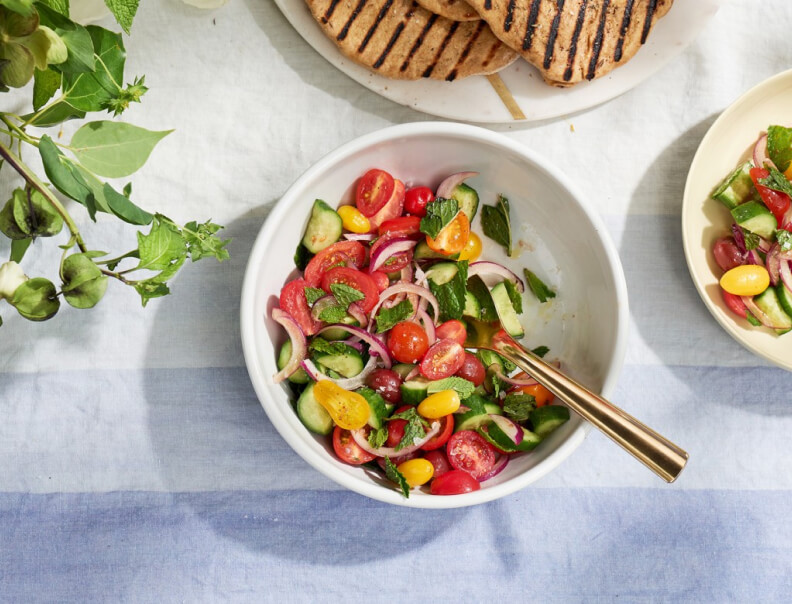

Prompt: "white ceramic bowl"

[682,69,792,371]
[241,122,629,508]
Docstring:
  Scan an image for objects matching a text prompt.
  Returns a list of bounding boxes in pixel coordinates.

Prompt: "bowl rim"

[681,68,792,371]
[240,122,630,508]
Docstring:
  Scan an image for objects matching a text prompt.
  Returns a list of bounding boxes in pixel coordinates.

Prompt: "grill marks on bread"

[307,0,518,80]
[414,0,480,22]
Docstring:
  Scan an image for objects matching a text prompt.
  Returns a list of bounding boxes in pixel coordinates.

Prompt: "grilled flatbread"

[305,0,518,81]
[463,0,673,86]
[415,0,479,22]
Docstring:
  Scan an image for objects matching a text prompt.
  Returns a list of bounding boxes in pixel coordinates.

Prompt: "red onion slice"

[317,324,392,368]
[479,453,509,482]
[754,134,776,171]
[767,244,781,286]
[494,370,538,387]
[489,414,524,446]
[747,249,763,266]
[780,260,792,292]
[468,261,525,292]
[310,295,337,321]
[271,308,307,383]
[742,296,785,329]
[436,171,478,199]
[302,355,379,390]
[347,302,368,328]
[404,365,421,381]
[370,238,418,272]
[731,223,747,255]
[414,307,436,345]
[368,282,440,325]
[350,421,441,458]
[343,233,376,242]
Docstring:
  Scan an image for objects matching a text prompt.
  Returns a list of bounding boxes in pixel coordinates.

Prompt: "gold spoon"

[465,323,689,483]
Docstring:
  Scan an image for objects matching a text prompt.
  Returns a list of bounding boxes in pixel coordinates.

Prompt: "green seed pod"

[1,7,40,38]
[0,194,29,240]
[0,41,34,88]
[38,25,66,65]
[10,277,59,321]
[4,187,64,238]
[18,27,52,71]
[60,253,108,309]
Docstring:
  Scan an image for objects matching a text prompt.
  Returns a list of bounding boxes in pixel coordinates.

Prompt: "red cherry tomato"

[320,267,379,313]
[712,237,745,272]
[356,169,395,217]
[420,338,466,380]
[420,414,454,451]
[368,180,405,230]
[303,241,366,288]
[365,369,403,404]
[430,470,481,495]
[279,278,321,335]
[722,289,748,318]
[436,320,467,346]
[387,321,430,364]
[333,426,375,465]
[369,232,413,273]
[455,352,485,386]
[446,430,498,481]
[423,450,452,478]
[370,270,390,292]
[386,405,412,448]
[750,167,791,225]
[378,216,423,238]
[404,186,434,217]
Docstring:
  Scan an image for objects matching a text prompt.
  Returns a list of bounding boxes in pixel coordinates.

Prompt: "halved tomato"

[378,216,422,238]
[368,179,405,230]
[436,320,467,346]
[419,338,466,380]
[333,426,375,465]
[279,278,321,335]
[370,270,390,292]
[369,232,413,273]
[304,240,366,288]
[420,414,453,451]
[446,430,497,481]
[321,267,379,313]
[426,212,470,256]
[356,169,395,217]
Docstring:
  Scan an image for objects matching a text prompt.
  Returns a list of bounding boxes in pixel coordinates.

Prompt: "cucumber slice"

[357,387,394,429]
[467,275,498,322]
[391,363,416,380]
[315,347,364,378]
[711,162,755,209]
[320,315,360,340]
[277,340,309,384]
[490,281,525,338]
[515,427,542,452]
[463,290,481,320]
[454,402,502,432]
[401,377,430,405]
[451,183,480,221]
[754,286,792,331]
[776,283,792,318]
[731,201,777,240]
[302,199,342,254]
[414,240,459,261]
[296,382,333,435]
[529,405,570,438]
[425,262,459,285]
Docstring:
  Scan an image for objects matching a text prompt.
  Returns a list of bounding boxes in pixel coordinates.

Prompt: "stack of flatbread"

[304,0,674,86]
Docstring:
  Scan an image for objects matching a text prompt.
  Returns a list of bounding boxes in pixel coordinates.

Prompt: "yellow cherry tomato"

[720,264,770,296]
[784,164,792,181]
[397,458,434,487]
[337,205,371,234]
[458,232,482,262]
[313,380,370,430]
[417,389,461,419]
[426,212,470,255]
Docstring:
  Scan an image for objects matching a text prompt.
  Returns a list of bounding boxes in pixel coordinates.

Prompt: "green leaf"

[61,25,124,112]
[136,215,186,272]
[523,269,556,303]
[503,279,523,314]
[390,407,429,451]
[59,253,107,308]
[767,125,792,173]
[531,345,549,358]
[103,0,139,34]
[481,194,512,256]
[742,228,760,252]
[22,100,85,127]
[426,376,476,400]
[503,392,536,424]
[383,457,410,498]
[419,198,458,239]
[36,4,95,74]
[368,426,388,449]
[777,230,792,252]
[476,349,516,373]
[38,134,94,205]
[427,260,467,321]
[70,121,171,178]
[305,287,326,305]
[374,299,413,333]
[318,305,347,324]
[10,238,32,263]
[37,0,69,16]
[32,67,61,110]
[329,282,364,307]
[182,220,229,262]
[10,277,60,321]
[103,182,152,225]
[133,280,169,307]
[0,0,35,16]
[758,166,792,199]
[309,337,354,357]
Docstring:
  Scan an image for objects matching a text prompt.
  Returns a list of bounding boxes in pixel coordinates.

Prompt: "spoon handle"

[491,335,688,483]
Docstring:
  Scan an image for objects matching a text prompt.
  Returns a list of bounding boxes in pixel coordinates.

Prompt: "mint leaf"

[428,260,468,321]
[504,279,523,314]
[481,194,512,256]
[330,283,364,307]
[531,346,550,358]
[368,426,388,449]
[467,275,498,322]
[389,407,429,451]
[309,337,353,356]
[305,287,326,305]
[182,220,230,262]
[427,376,475,399]
[420,198,458,239]
[318,305,347,324]
[503,393,536,424]
[384,457,410,498]
[758,166,792,198]
[777,230,792,252]
[375,299,414,333]
[104,0,140,34]
[767,125,792,172]
[742,228,760,251]
[524,269,556,303]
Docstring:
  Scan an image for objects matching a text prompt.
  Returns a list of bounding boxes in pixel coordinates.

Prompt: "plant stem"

[0,140,87,254]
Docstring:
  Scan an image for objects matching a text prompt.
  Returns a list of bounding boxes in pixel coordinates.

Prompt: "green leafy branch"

[0,1,229,326]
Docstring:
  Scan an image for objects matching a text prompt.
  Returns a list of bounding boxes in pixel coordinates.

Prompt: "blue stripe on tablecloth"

[0,488,790,602]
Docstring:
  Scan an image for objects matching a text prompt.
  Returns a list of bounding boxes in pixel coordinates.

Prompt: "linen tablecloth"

[2,0,792,600]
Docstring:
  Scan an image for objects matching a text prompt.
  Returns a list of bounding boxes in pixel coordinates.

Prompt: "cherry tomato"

[320,267,379,313]
[365,368,402,404]
[378,216,423,238]
[388,321,430,364]
[333,426,375,465]
[368,180,406,230]
[455,352,485,386]
[404,186,434,217]
[369,232,413,273]
[337,205,371,234]
[458,232,482,262]
[713,237,745,272]
[720,264,769,296]
[426,212,470,256]
[722,289,748,318]
[423,449,452,477]
[430,470,481,495]
[356,169,395,217]
[303,240,366,288]
[509,383,555,407]
[314,380,371,430]
[436,320,467,346]
[397,458,434,487]
[420,414,454,451]
[370,270,390,292]
[420,338,466,380]
[279,278,321,335]
[386,405,412,448]
[750,167,790,225]
[446,430,497,481]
